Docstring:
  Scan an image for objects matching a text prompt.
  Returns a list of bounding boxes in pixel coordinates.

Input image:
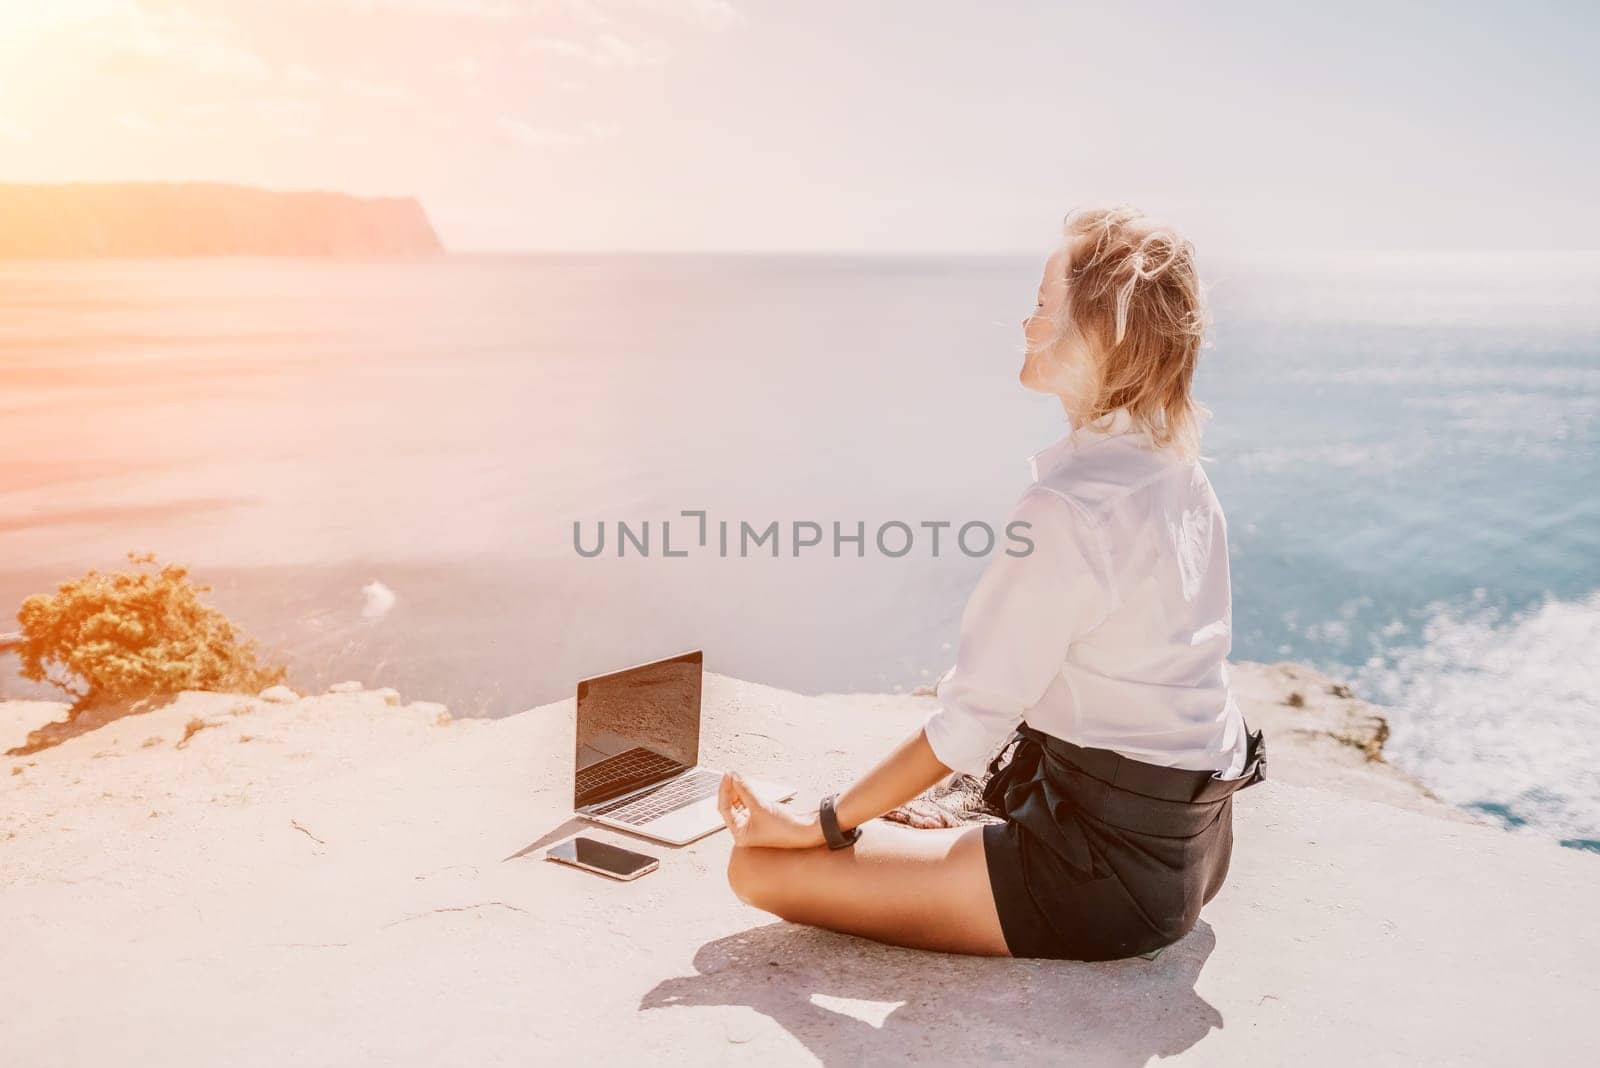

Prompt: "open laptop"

[573,650,794,846]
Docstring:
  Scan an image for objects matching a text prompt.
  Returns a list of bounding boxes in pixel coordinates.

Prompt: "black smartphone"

[545,836,658,881]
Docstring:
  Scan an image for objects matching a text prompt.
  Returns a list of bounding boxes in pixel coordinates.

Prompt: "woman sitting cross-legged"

[718,206,1266,962]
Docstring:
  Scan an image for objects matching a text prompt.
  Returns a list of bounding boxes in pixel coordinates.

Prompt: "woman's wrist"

[819,793,866,849]
[805,811,826,848]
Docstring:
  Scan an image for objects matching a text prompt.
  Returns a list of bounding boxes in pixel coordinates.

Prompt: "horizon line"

[443,246,1600,257]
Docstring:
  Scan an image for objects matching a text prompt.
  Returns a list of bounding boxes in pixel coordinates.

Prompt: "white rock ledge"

[1,668,1594,1065]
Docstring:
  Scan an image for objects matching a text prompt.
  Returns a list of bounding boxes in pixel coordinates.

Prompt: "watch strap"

[820,793,862,850]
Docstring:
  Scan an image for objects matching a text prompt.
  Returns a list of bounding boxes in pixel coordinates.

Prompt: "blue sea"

[1,252,1596,848]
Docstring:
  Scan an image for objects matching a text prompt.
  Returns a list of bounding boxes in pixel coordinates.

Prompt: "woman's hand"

[718,771,824,850]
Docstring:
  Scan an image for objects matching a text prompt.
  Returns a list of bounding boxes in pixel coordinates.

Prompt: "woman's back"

[1031,415,1248,777]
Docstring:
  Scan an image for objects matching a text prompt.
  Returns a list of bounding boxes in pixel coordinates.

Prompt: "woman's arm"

[720,488,1112,850]
[718,727,952,850]
[834,727,952,832]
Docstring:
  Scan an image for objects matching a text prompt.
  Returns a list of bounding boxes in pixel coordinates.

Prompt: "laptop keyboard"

[591,768,723,825]
[575,747,685,806]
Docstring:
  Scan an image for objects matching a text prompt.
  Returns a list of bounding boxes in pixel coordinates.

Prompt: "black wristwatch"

[820,794,862,850]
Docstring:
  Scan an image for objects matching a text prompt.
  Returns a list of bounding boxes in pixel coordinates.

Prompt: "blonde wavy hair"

[1050,206,1210,459]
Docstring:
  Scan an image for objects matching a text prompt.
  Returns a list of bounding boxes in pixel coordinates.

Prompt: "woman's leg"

[726,822,1010,956]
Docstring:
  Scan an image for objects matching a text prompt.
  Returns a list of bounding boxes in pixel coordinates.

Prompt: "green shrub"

[15,553,286,709]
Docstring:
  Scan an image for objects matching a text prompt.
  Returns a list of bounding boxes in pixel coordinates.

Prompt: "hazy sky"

[0,1,1595,252]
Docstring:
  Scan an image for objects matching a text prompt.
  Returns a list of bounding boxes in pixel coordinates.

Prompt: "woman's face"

[1019,246,1095,413]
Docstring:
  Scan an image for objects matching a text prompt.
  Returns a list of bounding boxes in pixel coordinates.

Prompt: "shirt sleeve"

[922,486,1118,776]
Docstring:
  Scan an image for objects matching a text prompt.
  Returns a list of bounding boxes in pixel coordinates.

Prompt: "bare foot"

[883,774,1004,829]
[883,796,965,829]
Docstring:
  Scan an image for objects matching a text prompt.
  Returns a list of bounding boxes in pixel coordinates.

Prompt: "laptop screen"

[573,650,703,809]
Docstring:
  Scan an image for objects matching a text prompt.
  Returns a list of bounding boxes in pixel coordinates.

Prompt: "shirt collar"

[1028,406,1141,481]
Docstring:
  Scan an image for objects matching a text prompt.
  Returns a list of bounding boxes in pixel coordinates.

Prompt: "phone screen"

[547,837,656,879]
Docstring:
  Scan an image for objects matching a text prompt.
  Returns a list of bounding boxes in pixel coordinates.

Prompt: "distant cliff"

[0,182,444,258]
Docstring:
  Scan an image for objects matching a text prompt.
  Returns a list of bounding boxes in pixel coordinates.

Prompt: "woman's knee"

[726,845,770,907]
[727,846,803,913]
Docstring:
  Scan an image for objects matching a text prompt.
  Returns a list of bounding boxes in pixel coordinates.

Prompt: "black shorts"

[981,722,1267,962]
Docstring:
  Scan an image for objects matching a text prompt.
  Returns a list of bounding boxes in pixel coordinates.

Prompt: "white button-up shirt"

[924,407,1251,779]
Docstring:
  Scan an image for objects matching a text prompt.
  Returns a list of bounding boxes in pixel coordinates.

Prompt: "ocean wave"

[1220,440,1426,474]
[361,580,397,619]
[1354,589,1600,848]
[1277,365,1600,390]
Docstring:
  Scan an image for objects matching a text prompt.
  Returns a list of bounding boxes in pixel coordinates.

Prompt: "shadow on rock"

[4,695,178,756]
[641,919,1222,1065]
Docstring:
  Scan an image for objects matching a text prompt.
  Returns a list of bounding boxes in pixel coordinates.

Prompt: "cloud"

[0,2,273,84]
[539,0,618,28]
[333,0,522,14]
[102,9,274,82]
[444,56,485,82]
[181,97,323,136]
[632,0,743,31]
[249,98,324,132]
[0,0,141,33]
[342,77,412,100]
[520,33,671,70]
[181,102,229,120]
[497,116,622,148]
[282,64,322,88]
[525,1,744,30]
[115,112,159,133]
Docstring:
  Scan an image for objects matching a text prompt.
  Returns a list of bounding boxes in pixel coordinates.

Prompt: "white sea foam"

[1225,440,1423,474]
[1282,365,1600,390]
[1355,590,1600,846]
[361,581,397,620]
